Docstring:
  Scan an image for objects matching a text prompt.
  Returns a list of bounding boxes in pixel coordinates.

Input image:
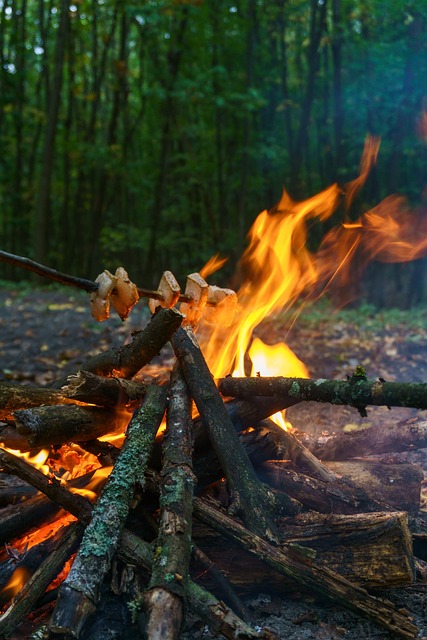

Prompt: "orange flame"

[1,567,30,602]
[1,447,50,475]
[197,133,427,431]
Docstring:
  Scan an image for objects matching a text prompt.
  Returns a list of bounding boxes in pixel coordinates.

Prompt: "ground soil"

[2,287,427,639]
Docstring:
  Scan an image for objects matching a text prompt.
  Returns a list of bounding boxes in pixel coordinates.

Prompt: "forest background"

[0,0,426,308]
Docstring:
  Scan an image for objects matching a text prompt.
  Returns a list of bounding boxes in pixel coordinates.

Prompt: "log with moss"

[49,384,167,638]
[78,307,183,378]
[13,404,129,447]
[219,372,427,413]
[144,365,195,640]
[0,382,75,420]
[61,370,146,407]
[171,326,299,542]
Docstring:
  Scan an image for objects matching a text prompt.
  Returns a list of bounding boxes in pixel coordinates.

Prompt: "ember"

[1,140,427,639]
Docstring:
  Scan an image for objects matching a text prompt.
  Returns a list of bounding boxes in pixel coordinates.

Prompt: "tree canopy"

[0,0,426,303]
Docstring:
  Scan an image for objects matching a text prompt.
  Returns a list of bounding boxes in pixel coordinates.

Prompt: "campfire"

[2,138,427,639]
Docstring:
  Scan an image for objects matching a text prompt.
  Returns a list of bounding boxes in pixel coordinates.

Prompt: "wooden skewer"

[0,249,214,306]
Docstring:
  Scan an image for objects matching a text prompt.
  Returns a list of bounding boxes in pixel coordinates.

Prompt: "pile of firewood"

[1,302,427,640]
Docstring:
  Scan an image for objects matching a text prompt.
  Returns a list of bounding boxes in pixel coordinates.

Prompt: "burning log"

[61,371,146,408]
[13,404,128,447]
[0,522,83,638]
[50,384,167,637]
[192,496,418,639]
[144,366,194,640]
[0,445,276,638]
[192,510,415,592]
[219,374,427,413]
[171,326,298,542]
[0,383,75,421]
[258,418,337,482]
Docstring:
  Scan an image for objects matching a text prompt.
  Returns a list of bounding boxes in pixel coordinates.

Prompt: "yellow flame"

[198,134,427,411]
[1,567,30,601]
[248,338,308,430]
[2,447,50,475]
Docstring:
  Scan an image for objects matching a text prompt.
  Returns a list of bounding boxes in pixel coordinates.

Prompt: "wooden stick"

[172,326,297,542]
[258,418,337,482]
[191,544,250,622]
[120,530,278,640]
[50,384,167,637]
[61,371,146,408]
[0,382,75,420]
[71,306,183,379]
[14,404,128,447]
[0,440,274,638]
[145,366,194,640]
[0,249,221,308]
[219,375,427,412]
[192,496,419,639]
[0,522,83,638]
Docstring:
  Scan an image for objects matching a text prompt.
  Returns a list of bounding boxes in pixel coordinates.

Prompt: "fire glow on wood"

[1,137,427,639]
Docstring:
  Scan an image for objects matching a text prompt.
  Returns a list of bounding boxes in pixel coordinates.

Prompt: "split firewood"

[144,366,194,640]
[0,522,83,638]
[0,445,275,639]
[0,382,76,421]
[61,370,146,408]
[50,384,167,638]
[171,326,298,542]
[192,496,419,639]
[324,459,423,516]
[295,419,427,460]
[192,510,415,593]
[219,373,427,413]
[13,404,128,447]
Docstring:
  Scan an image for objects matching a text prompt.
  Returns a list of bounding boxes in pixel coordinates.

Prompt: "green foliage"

[0,0,426,307]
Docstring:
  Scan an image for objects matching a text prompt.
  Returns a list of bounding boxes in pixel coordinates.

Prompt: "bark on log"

[294,419,427,460]
[119,531,278,640]
[0,382,75,420]
[14,404,129,447]
[50,384,167,637]
[192,510,415,594]
[192,496,418,639]
[0,446,274,639]
[61,371,146,408]
[145,366,194,640]
[219,375,427,412]
[171,326,297,542]
[78,307,183,378]
[0,522,83,638]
